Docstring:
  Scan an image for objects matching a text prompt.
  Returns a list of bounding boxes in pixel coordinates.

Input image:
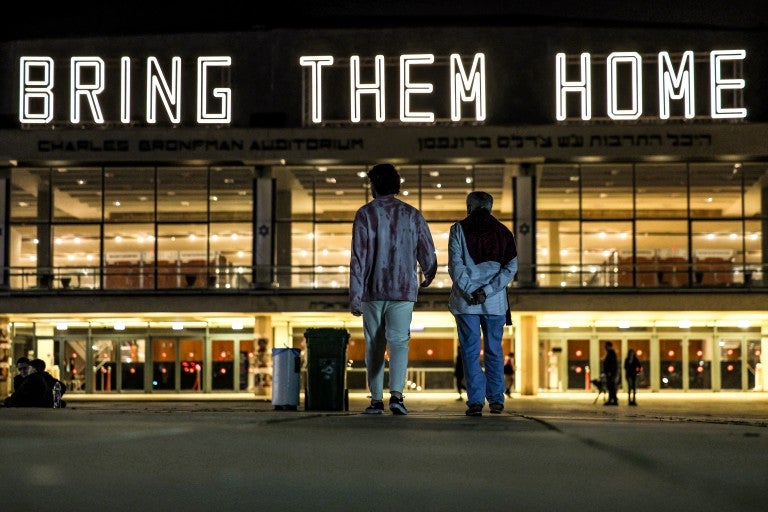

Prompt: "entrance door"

[719,338,742,390]
[150,337,204,392]
[91,337,147,392]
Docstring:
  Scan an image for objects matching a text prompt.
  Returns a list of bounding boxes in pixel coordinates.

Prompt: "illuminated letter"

[710,49,746,119]
[400,54,434,122]
[299,55,334,123]
[19,57,54,124]
[146,56,182,124]
[658,51,694,119]
[607,52,642,120]
[350,55,385,122]
[197,56,232,123]
[120,57,131,123]
[70,57,105,123]
[555,52,591,121]
[450,53,486,121]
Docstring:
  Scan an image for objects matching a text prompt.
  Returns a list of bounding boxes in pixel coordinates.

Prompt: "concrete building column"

[253,166,275,288]
[516,314,538,396]
[514,163,536,287]
[0,317,10,398]
[760,325,768,392]
[253,315,273,396]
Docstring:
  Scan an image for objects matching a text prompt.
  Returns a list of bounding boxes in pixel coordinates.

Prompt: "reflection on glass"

[120,339,145,390]
[659,339,683,389]
[93,339,116,392]
[153,339,176,390]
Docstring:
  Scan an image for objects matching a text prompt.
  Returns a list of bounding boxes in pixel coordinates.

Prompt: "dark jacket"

[603,348,618,377]
[3,371,51,408]
[624,355,641,378]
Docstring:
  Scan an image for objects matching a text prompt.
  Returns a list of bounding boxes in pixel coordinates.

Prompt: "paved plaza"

[1,392,766,511]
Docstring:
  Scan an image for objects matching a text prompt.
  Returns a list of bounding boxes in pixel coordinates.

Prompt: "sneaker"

[489,403,504,414]
[389,395,408,415]
[364,400,384,414]
[465,404,483,416]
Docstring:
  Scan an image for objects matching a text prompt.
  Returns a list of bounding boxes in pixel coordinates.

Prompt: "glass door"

[151,338,177,391]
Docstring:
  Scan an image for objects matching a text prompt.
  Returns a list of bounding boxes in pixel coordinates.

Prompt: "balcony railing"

[3,261,766,292]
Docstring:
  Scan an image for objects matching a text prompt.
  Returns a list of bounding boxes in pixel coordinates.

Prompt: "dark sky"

[2,1,767,41]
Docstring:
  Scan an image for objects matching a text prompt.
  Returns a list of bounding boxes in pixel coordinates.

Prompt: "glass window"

[210,166,254,222]
[417,165,472,222]
[52,167,102,221]
[581,164,633,219]
[210,222,252,289]
[10,168,48,221]
[582,221,632,287]
[689,163,743,218]
[156,224,208,288]
[157,167,207,222]
[104,224,155,289]
[635,163,688,218]
[152,339,176,390]
[180,339,204,391]
[120,339,146,391]
[92,339,116,392]
[659,339,683,389]
[105,167,155,222]
[719,338,742,390]
[691,220,742,286]
[212,339,235,390]
[688,338,712,389]
[52,224,100,289]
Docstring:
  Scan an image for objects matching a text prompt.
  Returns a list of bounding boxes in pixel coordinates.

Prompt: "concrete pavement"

[1,392,766,511]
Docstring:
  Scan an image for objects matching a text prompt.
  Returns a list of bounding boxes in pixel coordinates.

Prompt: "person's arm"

[447,224,476,300]
[416,214,437,287]
[349,211,368,316]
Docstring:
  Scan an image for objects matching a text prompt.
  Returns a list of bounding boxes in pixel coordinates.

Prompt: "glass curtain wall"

[9,166,254,290]
[536,162,767,288]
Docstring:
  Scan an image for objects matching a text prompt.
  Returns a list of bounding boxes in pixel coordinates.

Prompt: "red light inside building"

[667,350,675,357]
[575,350,583,357]
[667,365,675,373]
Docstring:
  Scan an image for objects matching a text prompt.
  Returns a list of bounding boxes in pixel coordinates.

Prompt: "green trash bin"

[304,328,350,411]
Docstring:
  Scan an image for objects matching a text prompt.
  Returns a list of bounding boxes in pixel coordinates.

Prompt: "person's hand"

[351,309,363,317]
[471,288,486,305]
[420,278,432,288]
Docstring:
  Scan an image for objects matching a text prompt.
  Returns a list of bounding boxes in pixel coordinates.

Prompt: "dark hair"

[16,356,30,366]
[367,163,401,196]
[29,358,46,372]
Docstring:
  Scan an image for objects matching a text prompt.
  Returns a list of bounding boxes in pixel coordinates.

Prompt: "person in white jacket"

[448,191,518,416]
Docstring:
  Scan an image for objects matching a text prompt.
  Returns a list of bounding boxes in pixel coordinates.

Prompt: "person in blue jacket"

[448,191,518,417]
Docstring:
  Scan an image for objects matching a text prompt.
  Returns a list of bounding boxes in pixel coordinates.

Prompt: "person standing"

[448,191,518,417]
[349,163,437,416]
[454,345,466,401]
[602,341,619,406]
[623,348,640,406]
[503,352,516,397]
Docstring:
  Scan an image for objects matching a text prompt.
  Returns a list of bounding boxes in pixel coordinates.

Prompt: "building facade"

[1,22,767,398]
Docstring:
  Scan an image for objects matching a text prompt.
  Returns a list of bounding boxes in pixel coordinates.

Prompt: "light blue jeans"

[455,314,506,407]
[362,300,414,401]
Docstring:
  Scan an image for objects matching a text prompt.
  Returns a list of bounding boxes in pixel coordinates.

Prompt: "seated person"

[3,360,50,408]
[30,358,67,408]
[13,356,31,391]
